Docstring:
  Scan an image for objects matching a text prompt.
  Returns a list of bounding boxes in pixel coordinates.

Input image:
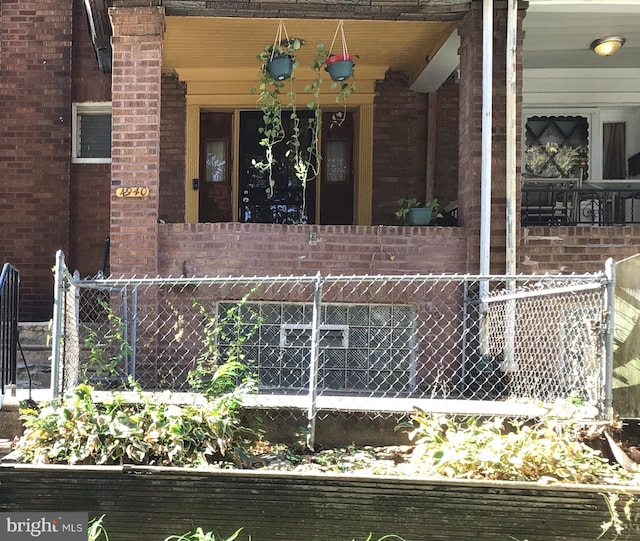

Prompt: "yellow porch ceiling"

[162,17,455,84]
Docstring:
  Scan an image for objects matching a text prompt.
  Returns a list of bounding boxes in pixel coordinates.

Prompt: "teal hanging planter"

[325,54,355,82]
[266,54,294,81]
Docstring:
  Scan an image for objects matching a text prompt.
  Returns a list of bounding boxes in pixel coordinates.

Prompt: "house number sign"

[115,187,150,198]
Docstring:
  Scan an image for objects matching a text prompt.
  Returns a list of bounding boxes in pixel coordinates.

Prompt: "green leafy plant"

[397,410,631,484]
[166,527,245,541]
[599,493,639,539]
[86,521,406,541]
[14,380,254,467]
[82,298,131,387]
[188,293,261,401]
[88,515,109,541]
[524,141,587,178]
[394,197,441,224]
[358,537,406,541]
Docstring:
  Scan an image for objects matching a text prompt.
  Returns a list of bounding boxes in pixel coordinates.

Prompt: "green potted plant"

[395,197,441,226]
[258,21,303,82]
[252,24,304,198]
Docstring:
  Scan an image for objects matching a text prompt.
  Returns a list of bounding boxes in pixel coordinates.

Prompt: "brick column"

[457,1,526,273]
[109,6,164,277]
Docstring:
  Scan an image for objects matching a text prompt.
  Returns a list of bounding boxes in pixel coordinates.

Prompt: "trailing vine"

[252,37,303,198]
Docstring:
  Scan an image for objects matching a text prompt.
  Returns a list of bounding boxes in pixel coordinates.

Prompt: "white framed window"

[72,102,112,163]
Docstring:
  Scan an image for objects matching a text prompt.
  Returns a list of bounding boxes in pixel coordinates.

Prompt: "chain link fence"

[51,251,613,429]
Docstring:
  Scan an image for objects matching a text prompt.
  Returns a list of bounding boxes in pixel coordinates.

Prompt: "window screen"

[78,114,111,159]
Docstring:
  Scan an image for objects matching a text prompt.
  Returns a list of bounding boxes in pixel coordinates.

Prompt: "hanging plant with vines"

[251,20,357,223]
[252,21,303,199]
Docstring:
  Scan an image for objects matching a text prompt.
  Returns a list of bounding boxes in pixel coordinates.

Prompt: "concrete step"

[16,360,51,389]
[18,322,50,347]
[0,402,24,441]
[0,439,12,460]
[0,390,51,441]
[17,322,52,390]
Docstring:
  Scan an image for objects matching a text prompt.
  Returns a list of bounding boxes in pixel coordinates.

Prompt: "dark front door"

[320,112,354,224]
[199,112,232,222]
[238,110,316,224]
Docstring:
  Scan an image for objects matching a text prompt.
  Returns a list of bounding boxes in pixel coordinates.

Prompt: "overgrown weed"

[397,409,632,484]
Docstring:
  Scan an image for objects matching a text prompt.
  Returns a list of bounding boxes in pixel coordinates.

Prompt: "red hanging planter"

[325,53,355,82]
[325,21,356,82]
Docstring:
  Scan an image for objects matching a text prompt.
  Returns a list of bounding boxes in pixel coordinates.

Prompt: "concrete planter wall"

[0,464,638,540]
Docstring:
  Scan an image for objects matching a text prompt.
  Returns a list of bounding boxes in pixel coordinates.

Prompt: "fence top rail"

[482,281,604,303]
[73,271,608,288]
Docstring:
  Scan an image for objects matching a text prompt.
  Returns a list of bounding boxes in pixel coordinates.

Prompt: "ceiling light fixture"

[590,36,625,57]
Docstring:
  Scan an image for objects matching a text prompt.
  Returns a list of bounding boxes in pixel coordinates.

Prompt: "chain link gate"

[51,251,613,446]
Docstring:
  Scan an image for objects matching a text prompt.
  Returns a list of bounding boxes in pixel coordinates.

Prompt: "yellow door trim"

[185,104,200,223]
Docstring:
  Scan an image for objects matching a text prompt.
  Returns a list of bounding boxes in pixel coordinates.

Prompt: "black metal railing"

[0,263,19,397]
[522,187,640,226]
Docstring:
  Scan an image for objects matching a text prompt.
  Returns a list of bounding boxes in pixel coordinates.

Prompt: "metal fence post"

[130,286,138,381]
[603,258,615,419]
[50,250,66,400]
[307,272,323,450]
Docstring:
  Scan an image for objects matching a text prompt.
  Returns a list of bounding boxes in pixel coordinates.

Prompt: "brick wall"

[372,71,428,226]
[158,223,468,277]
[434,77,460,207]
[0,0,74,320]
[457,3,483,270]
[159,75,186,224]
[69,0,112,278]
[519,226,640,273]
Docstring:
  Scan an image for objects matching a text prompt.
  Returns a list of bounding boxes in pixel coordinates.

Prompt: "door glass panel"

[325,140,348,183]
[238,110,316,224]
[199,112,232,223]
[320,112,354,225]
[205,140,227,183]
